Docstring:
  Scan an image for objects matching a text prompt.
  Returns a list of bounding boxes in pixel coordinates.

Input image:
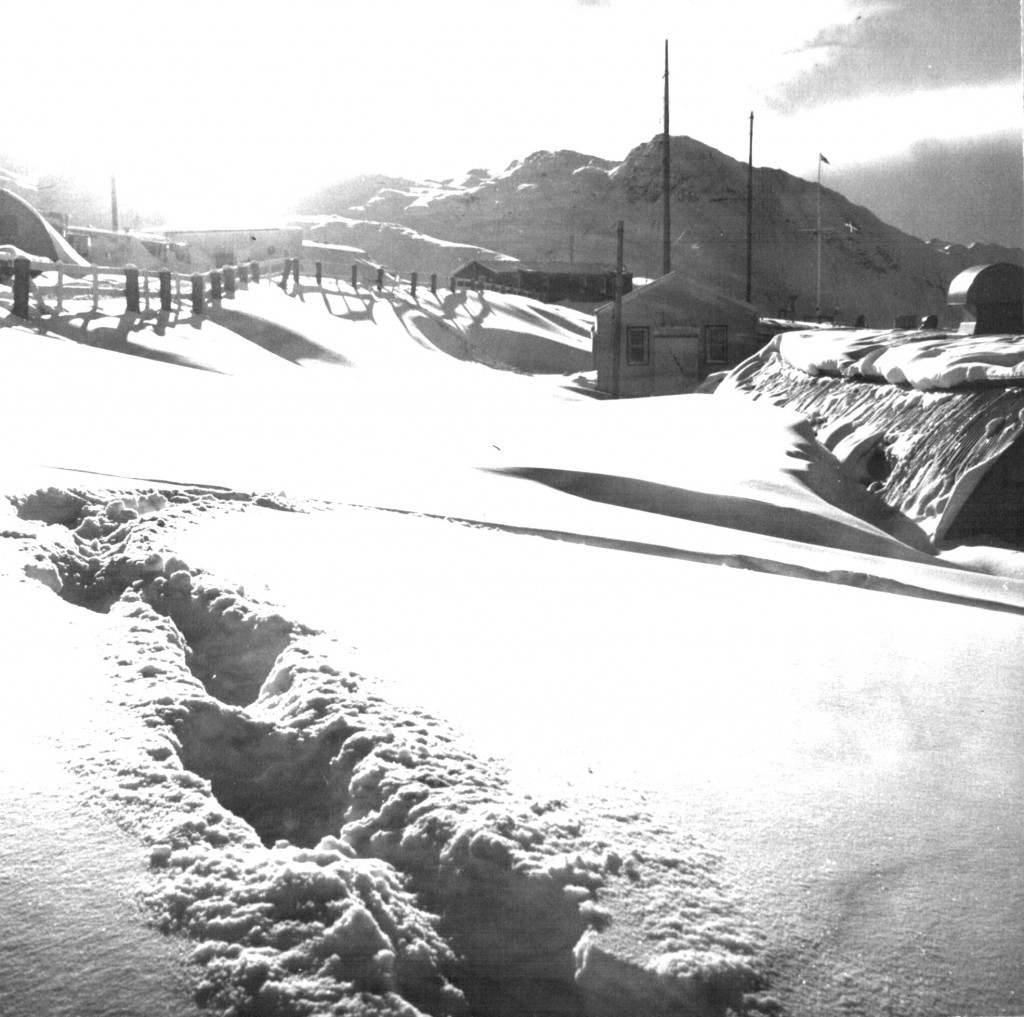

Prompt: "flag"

[819,153,830,164]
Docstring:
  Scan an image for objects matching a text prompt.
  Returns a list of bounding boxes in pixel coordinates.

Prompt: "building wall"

[164,228,304,270]
[525,271,629,303]
[66,230,179,270]
[594,291,759,396]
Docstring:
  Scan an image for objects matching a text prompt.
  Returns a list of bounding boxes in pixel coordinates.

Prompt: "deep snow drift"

[1,271,1021,1017]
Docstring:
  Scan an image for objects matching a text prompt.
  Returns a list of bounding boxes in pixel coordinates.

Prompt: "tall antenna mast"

[662,39,671,276]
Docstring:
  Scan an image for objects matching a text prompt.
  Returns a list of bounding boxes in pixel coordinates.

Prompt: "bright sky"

[5,0,1022,240]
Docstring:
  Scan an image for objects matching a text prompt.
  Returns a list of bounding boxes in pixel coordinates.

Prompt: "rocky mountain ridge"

[294,136,1024,328]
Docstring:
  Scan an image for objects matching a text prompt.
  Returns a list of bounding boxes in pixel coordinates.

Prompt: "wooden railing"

[0,250,502,322]
[0,253,302,319]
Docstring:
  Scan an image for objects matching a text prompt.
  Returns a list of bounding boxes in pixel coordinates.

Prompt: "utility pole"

[746,112,754,304]
[662,39,671,277]
[111,172,119,232]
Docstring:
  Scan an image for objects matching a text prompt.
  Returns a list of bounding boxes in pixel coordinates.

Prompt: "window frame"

[703,324,729,365]
[625,325,650,366]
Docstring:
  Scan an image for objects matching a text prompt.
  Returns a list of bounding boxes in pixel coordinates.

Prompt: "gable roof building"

[592,271,761,397]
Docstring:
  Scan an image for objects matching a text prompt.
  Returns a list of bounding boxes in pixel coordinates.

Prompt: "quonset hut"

[0,187,89,269]
[716,263,1024,546]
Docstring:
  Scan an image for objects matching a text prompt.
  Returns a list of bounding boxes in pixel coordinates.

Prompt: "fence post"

[239,263,249,287]
[430,273,437,296]
[278,260,288,291]
[315,261,323,287]
[291,257,300,287]
[449,276,455,291]
[223,265,236,298]
[376,267,384,292]
[251,260,260,284]
[56,267,65,314]
[12,257,31,318]
[159,270,172,311]
[351,264,358,289]
[210,269,223,302]
[191,273,205,314]
[92,267,100,311]
[411,271,417,298]
[125,265,140,312]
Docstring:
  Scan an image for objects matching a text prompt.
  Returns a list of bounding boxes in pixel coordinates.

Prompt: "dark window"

[626,326,650,365]
[704,324,728,365]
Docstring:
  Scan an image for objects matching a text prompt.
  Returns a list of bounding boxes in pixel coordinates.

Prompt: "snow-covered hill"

[293,136,1024,327]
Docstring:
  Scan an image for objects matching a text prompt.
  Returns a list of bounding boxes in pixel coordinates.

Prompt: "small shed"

[593,272,761,397]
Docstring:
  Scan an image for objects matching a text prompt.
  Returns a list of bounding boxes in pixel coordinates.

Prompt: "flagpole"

[816,156,822,321]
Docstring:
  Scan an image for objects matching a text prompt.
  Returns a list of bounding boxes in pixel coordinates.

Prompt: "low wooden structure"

[452,260,631,303]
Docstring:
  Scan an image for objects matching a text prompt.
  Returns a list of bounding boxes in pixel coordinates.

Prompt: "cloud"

[755,81,1020,173]
[772,0,1021,111]
[831,132,1024,246]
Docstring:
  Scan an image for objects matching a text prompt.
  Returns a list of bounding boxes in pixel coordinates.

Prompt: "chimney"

[948,262,1024,335]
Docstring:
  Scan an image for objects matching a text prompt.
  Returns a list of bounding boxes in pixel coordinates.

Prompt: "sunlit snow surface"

[0,277,1021,1017]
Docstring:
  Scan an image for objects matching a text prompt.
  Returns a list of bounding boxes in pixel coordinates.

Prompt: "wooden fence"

[0,251,521,322]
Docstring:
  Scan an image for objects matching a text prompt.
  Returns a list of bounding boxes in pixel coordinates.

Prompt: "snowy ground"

[0,273,1021,1017]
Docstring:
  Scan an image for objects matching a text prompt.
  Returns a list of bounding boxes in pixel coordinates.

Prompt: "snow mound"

[719,330,1024,543]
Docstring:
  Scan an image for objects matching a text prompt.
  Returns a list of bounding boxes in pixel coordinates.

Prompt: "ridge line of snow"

[317,500,1024,617]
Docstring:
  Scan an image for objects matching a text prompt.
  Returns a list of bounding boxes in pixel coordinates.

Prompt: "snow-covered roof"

[768,326,1024,390]
[302,239,365,255]
[594,270,758,317]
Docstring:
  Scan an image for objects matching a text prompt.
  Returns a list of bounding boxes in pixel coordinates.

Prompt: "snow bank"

[391,287,592,375]
[719,331,1024,543]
